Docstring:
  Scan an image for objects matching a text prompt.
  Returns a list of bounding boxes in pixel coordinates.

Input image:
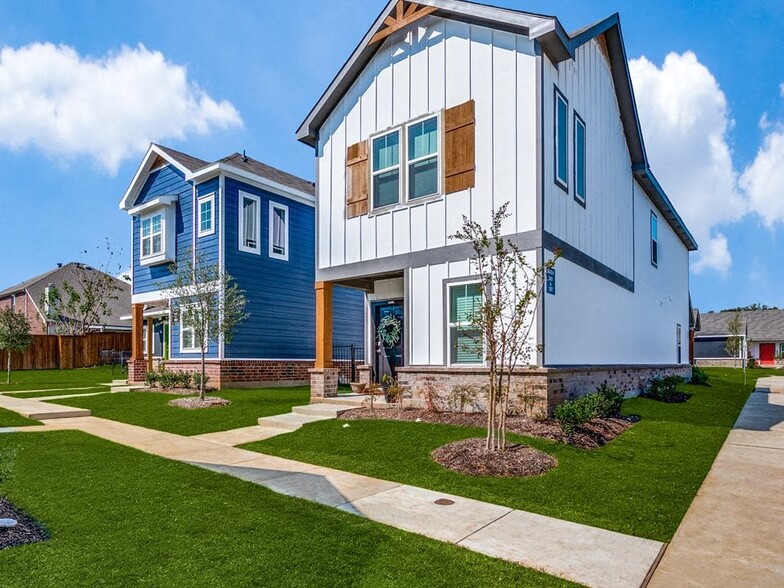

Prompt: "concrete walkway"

[650,377,784,587]
[0,394,665,588]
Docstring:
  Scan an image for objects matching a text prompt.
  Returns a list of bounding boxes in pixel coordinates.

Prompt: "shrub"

[175,372,192,389]
[193,372,210,390]
[157,370,176,389]
[144,371,159,388]
[643,375,685,402]
[747,358,758,369]
[448,385,480,413]
[554,396,596,440]
[690,366,709,385]
[595,382,624,417]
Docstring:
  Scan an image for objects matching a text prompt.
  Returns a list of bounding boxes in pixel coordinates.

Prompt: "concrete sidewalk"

[4,407,665,588]
[650,377,784,586]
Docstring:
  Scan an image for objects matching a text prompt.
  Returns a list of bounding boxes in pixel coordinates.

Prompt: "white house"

[298,0,696,407]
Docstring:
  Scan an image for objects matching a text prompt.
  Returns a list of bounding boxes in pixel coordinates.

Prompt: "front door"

[372,300,404,383]
[760,343,775,366]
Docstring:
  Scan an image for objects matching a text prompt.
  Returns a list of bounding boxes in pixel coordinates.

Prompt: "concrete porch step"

[318,394,391,408]
[292,403,353,418]
[257,412,332,431]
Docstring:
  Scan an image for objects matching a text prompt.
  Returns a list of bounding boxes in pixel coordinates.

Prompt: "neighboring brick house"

[695,310,784,367]
[0,262,131,334]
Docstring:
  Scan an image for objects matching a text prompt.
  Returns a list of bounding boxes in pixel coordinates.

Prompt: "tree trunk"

[6,353,10,385]
[200,349,206,401]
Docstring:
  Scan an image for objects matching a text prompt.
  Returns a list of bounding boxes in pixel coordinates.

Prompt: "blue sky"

[0,0,782,312]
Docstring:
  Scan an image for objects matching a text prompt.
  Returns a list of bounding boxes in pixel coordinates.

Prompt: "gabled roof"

[119,145,315,211]
[0,263,132,329]
[295,0,698,252]
[698,310,784,341]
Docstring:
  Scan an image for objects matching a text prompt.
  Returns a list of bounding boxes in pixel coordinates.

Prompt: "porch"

[127,301,170,382]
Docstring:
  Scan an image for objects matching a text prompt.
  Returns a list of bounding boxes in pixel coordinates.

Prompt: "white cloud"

[0,43,242,173]
[741,128,784,227]
[630,51,746,274]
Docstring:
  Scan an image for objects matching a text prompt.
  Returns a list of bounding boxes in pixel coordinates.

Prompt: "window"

[239,192,260,254]
[371,129,401,209]
[198,194,215,237]
[407,116,439,200]
[448,282,484,365]
[269,201,289,261]
[179,305,204,354]
[141,212,163,258]
[650,211,659,267]
[574,113,586,203]
[555,87,569,190]
[677,324,682,364]
[779,343,784,358]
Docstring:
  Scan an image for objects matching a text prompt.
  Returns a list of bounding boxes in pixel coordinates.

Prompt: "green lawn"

[0,431,571,587]
[0,366,115,393]
[8,387,112,399]
[241,368,771,542]
[51,387,312,436]
[0,407,40,428]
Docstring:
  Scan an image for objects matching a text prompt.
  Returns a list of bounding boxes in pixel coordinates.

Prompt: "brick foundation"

[128,360,148,384]
[310,368,339,398]
[396,364,692,414]
[159,360,312,389]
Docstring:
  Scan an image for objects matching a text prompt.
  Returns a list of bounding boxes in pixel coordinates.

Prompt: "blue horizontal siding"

[132,165,192,294]
[169,298,219,359]
[333,286,365,347]
[195,178,219,267]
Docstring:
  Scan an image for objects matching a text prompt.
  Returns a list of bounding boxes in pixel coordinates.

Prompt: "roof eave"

[633,165,698,251]
[119,144,193,211]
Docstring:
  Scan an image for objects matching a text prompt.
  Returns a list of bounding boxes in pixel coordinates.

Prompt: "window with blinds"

[239,192,260,254]
[448,282,484,365]
[407,116,439,200]
[269,201,289,261]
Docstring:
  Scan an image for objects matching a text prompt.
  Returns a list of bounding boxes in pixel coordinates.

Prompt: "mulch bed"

[168,397,231,410]
[340,408,638,449]
[137,388,215,396]
[432,438,557,477]
[0,498,47,550]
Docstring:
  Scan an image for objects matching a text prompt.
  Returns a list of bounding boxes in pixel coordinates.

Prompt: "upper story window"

[239,192,261,254]
[141,212,163,259]
[372,130,401,208]
[574,113,586,204]
[198,194,215,237]
[448,282,484,365]
[269,201,289,261]
[370,114,441,211]
[555,87,569,190]
[650,211,659,267]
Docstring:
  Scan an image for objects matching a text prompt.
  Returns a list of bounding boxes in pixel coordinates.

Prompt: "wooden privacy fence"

[0,333,132,370]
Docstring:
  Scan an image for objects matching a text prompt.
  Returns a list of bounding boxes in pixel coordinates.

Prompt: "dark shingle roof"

[154,144,209,172]
[217,153,315,196]
[0,263,131,329]
[698,310,784,341]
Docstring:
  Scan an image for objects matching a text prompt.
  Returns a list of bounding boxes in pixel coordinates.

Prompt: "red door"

[760,343,775,366]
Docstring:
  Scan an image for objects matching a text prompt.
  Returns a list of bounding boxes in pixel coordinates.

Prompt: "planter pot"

[350,382,367,394]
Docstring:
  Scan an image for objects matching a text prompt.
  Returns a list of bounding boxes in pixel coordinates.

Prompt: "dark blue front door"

[372,300,404,382]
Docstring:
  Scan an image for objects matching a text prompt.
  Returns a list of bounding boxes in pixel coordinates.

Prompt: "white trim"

[119,144,192,211]
[132,291,169,305]
[197,193,216,237]
[139,210,165,266]
[127,195,178,216]
[405,112,442,202]
[268,201,290,261]
[219,173,226,360]
[178,303,206,354]
[446,280,485,367]
[238,191,262,254]
[187,163,316,207]
[554,89,569,190]
[370,127,402,210]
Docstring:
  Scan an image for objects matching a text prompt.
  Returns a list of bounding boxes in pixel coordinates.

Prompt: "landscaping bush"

[595,382,624,417]
[144,371,159,388]
[193,373,209,391]
[642,375,687,403]
[690,366,709,385]
[747,358,758,369]
[175,372,192,389]
[553,396,596,440]
[157,371,176,389]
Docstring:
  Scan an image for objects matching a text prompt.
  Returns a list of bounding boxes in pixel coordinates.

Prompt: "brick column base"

[310,368,339,398]
[357,365,372,385]
[128,360,148,384]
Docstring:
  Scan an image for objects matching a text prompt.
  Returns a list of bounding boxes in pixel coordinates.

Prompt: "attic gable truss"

[370,1,438,45]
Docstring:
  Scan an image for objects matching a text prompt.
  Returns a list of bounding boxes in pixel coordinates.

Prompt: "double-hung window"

[650,211,659,267]
[574,114,586,204]
[269,201,289,261]
[141,213,163,259]
[198,194,215,237]
[239,192,260,254]
[372,130,401,209]
[448,282,484,365]
[555,88,569,190]
[180,305,204,354]
[407,116,439,200]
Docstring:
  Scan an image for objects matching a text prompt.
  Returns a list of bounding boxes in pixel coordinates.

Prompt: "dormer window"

[142,213,163,258]
[128,195,178,267]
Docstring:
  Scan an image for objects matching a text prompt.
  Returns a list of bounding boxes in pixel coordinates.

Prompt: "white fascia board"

[127,195,179,216]
[132,291,171,304]
[187,164,316,208]
[119,144,193,211]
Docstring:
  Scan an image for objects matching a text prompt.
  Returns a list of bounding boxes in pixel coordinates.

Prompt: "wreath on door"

[377,315,402,347]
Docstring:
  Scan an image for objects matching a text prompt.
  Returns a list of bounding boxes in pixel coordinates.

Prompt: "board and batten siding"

[223,178,364,360]
[316,16,539,271]
[544,181,689,365]
[542,39,635,280]
[132,165,192,294]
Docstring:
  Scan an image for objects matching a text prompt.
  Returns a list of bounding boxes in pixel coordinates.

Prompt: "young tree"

[41,240,127,335]
[725,311,744,367]
[167,251,248,400]
[0,308,33,384]
[451,203,559,452]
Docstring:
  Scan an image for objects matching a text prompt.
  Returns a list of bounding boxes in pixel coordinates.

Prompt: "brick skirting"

[133,360,313,389]
[394,364,692,414]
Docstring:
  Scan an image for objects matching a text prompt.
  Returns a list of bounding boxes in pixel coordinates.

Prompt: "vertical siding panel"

[410,265,430,364]
[317,147,332,269]
[517,38,537,233]
[361,58,378,139]
[427,18,446,112]
[393,208,410,255]
[410,203,427,251]
[392,33,411,126]
[361,214,377,261]
[492,30,517,235]
[344,88,363,265]
[330,114,347,266]
[470,24,493,230]
[426,200,446,249]
[428,263,448,365]
[376,212,393,258]
[376,46,394,130]
[410,23,429,117]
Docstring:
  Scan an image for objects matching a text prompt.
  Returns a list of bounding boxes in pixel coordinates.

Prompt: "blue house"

[119,144,364,387]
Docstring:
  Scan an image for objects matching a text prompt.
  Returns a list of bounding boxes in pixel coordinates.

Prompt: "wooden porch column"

[131,304,144,361]
[315,281,333,368]
[146,318,154,372]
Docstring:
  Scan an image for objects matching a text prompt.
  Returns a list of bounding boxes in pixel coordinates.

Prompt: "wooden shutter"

[444,100,476,194]
[346,141,369,218]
